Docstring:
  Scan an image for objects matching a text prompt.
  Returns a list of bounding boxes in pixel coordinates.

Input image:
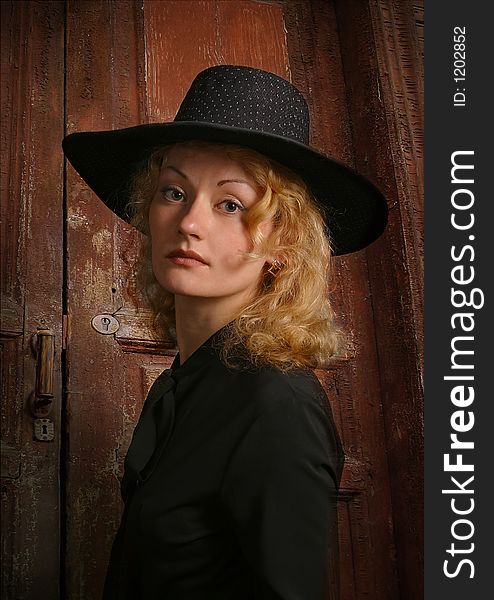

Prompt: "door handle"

[31,328,55,415]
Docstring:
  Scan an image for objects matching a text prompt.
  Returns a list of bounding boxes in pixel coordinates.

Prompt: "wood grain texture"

[368,1,424,597]
[143,0,289,123]
[144,0,220,122]
[114,307,176,353]
[65,2,152,598]
[335,0,424,597]
[0,1,65,599]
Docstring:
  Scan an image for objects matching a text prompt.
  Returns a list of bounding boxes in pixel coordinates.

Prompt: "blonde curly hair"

[129,141,342,370]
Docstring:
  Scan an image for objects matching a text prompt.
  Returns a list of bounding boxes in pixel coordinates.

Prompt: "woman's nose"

[177,194,209,239]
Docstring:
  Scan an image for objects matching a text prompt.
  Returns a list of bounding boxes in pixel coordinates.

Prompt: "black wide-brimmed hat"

[62,65,387,255]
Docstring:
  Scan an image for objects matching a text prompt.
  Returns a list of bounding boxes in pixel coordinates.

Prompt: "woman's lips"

[166,249,208,267]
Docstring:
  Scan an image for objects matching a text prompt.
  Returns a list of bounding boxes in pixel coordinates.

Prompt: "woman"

[63,65,387,600]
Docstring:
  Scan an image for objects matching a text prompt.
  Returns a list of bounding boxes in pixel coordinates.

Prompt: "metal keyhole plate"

[34,418,55,442]
[91,314,120,335]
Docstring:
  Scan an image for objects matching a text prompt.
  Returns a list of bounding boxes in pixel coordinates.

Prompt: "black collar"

[170,323,232,382]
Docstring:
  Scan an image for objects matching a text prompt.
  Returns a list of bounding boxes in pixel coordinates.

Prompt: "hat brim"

[62,122,388,255]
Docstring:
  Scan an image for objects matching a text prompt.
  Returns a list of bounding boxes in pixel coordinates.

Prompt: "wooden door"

[1,1,423,599]
[1,2,65,599]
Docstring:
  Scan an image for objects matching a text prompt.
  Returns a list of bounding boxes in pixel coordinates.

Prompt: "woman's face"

[148,144,271,313]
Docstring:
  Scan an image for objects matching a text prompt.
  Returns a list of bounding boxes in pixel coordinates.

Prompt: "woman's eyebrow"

[217,178,255,188]
[162,166,255,190]
[162,165,187,179]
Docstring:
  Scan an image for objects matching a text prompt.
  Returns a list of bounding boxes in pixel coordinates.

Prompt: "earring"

[267,260,283,276]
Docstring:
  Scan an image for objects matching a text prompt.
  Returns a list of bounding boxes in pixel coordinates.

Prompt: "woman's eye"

[162,187,185,202]
[218,199,245,214]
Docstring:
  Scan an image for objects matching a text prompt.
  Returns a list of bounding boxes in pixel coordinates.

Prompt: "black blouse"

[103,328,344,600]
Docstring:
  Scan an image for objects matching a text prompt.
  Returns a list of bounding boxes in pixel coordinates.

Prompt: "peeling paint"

[67,206,90,229]
[79,258,111,309]
[91,228,112,254]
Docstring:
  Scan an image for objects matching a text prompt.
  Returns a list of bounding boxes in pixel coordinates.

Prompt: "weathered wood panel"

[64,2,153,598]
[335,0,424,597]
[1,1,65,599]
[143,0,289,125]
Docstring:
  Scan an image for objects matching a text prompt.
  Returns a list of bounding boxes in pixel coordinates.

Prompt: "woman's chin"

[155,277,209,299]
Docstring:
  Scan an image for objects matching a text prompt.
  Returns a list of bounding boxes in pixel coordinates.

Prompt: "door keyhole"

[33,418,54,442]
[91,314,119,335]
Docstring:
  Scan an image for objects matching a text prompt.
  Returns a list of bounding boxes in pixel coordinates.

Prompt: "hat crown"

[174,65,310,144]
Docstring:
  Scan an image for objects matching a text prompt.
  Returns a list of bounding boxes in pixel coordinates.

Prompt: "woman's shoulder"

[229,362,329,418]
[223,362,344,484]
